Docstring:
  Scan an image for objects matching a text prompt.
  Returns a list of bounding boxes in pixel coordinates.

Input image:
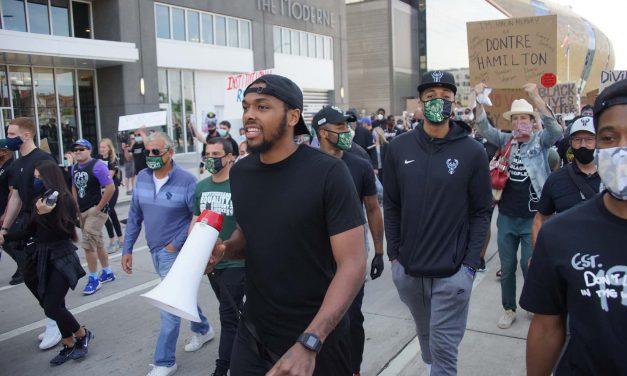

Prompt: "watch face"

[305,336,318,347]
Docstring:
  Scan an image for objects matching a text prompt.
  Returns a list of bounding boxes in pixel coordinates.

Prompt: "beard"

[248,116,288,154]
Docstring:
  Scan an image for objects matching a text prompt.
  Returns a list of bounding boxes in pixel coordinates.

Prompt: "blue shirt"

[123,162,196,254]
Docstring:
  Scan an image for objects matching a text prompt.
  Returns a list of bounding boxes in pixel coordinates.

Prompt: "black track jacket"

[383,122,492,277]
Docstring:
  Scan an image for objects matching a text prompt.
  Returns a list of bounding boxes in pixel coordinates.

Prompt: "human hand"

[205,239,225,274]
[265,342,316,376]
[523,83,540,99]
[35,198,55,215]
[370,254,384,280]
[121,254,133,274]
[473,82,489,96]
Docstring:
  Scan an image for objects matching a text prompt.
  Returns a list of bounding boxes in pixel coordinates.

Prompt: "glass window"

[182,71,194,153]
[227,18,238,47]
[155,4,170,39]
[273,26,281,53]
[33,68,60,158]
[2,0,27,32]
[316,35,323,59]
[300,32,307,57]
[27,0,50,34]
[291,30,300,56]
[171,7,185,41]
[71,1,91,38]
[201,13,213,44]
[187,11,199,42]
[239,20,250,49]
[324,37,332,60]
[158,69,168,104]
[215,16,226,46]
[0,66,10,107]
[8,66,34,118]
[77,70,97,149]
[51,0,70,36]
[56,69,78,157]
[281,28,290,54]
[168,70,183,153]
[307,34,315,58]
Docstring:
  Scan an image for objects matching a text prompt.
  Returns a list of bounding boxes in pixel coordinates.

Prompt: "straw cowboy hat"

[502,99,541,121]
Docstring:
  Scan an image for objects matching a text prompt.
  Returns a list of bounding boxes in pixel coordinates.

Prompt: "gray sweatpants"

[392,261,474,376]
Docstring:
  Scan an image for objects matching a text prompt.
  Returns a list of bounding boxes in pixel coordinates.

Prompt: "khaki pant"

[79,207,108,251]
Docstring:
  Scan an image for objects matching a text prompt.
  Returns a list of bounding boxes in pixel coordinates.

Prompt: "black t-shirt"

[341,151,377,203]
[131,142,147,173]
[353,125,373,151]
[103,157,121,186]
[520,194,627,375]
[72,159,104,212]
[230,145,365,354]
[0,158,14,214]
[8,148,56,212]
[537,163,601,215]
[498,143,538,218]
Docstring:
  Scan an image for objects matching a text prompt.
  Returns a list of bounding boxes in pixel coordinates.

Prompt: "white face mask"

[595,147,627,200]
[377,114,384,121]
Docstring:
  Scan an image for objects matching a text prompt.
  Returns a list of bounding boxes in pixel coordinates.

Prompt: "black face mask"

[572,147,595,164]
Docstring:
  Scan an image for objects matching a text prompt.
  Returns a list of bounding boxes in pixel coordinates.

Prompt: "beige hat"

[503,99,541,121]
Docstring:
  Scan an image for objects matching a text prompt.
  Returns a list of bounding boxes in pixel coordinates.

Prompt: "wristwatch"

[297,332,322,353]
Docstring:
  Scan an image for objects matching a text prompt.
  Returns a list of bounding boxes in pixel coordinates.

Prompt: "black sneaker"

[50,345,76,366]
[477,258,486,272]
[70,328,94,360]
[9,270,24,285]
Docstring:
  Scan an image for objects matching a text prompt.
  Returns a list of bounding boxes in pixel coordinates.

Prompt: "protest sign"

[538,82,579,115]
[118,111,167,132]
[484,89,524,130]
[600,70,627,92]
[223,69,274,129]
[467,15,557,89]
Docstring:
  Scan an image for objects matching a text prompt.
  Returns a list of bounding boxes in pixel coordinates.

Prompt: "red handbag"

[489,139,513,201]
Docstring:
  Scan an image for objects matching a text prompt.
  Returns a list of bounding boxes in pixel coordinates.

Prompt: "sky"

[427,0,627,71]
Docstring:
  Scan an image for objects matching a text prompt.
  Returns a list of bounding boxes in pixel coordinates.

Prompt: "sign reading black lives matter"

[467,15,557,89]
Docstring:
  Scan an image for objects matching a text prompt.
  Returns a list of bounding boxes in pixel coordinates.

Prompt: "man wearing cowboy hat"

[473,83,562,330]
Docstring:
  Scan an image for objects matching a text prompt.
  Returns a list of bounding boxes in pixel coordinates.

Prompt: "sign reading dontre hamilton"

[257,0,335,28]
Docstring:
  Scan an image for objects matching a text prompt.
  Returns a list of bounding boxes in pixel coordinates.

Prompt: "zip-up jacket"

[383,122,492,277]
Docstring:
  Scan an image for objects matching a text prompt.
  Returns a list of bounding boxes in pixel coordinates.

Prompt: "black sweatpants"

[229,321,351,376]
[105,188,123,238]
[24,266,80,339]
[208,267,246,373]
[348,284,366,373]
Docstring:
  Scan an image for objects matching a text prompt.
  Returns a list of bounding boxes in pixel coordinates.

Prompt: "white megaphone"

[141,210,224,322]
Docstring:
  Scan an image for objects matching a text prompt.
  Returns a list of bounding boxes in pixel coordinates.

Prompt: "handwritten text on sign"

[538,82,578,115]
[467,15,557,89]
[600,70,627,92]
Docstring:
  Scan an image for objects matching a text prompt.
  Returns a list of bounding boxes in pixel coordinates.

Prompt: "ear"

[287,108,300,127]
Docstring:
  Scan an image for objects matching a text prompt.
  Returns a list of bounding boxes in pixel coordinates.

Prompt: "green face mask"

[146,155,166,170]
[423,98,453,124]
[326,129,353,151]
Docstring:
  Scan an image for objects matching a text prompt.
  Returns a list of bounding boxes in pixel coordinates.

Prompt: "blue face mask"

[6,136,23,151]
[33,178,45,195]
[217,128,228,137]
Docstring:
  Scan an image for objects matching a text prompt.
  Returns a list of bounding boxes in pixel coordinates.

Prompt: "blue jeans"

[496,213,533,311]
[151,248,210,367]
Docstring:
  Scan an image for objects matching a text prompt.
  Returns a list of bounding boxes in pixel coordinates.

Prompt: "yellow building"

[486,0,615,96]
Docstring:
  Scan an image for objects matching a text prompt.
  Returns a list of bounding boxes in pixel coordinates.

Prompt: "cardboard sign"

[538,82,579,115]
[118,111,167,132]
[467,15,557,89]
[223,68,274,135]
[599,70,627,92]
[484,89,525,130]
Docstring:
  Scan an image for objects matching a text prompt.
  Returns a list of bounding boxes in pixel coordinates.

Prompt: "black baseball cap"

[243,74,310,136]
[417,70,457,95]
[593,78,627,130]
[312,106,355,130]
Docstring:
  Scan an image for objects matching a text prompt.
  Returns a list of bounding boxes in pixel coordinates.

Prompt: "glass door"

[0,108,13,138]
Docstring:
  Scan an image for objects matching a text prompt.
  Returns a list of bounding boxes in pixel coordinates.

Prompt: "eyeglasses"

[144,147,170,156]
[571,136,596,146]
[73,148,87,152]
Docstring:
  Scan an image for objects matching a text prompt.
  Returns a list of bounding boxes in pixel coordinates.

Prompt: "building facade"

[1,0,348,157]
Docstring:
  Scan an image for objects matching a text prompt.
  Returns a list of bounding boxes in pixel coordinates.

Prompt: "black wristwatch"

[297,332,322,353]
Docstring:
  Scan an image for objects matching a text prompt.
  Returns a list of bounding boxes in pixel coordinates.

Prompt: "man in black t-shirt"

[312,105,385,375]
[532,116,601,247]
[130,129,148,174]
[520,79,627,375]
[212,75,366,376]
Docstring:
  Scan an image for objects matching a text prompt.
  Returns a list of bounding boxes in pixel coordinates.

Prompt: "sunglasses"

[73,148,87,152]
[144,147,169,156]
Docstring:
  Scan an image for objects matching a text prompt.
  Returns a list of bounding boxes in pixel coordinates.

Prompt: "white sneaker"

[497,309,517,329]
[39,320,62,350]
[184,327,215,352]
[147,363,178,376]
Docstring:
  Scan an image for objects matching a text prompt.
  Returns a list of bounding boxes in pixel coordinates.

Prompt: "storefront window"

[171,7,185,41]
[33,68,60,159]
[182,71,194,153]
[27,0,50,34]
[56,69,78,155]
[155,4,170,39]
[158,69,168,104]
[77,70,97,150]
[201,13,213,44]
[187,11,199,43]
[51,0,70,36]
[9,66,34,119]
[215,16,226,46]
[2,0,27,32]
[0,67,10,107]
[169,70,183,153]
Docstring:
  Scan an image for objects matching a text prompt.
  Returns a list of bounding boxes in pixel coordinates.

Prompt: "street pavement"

[0,153,529,376]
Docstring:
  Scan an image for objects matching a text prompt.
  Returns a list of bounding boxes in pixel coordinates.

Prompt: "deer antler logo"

[431,71,444,83]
